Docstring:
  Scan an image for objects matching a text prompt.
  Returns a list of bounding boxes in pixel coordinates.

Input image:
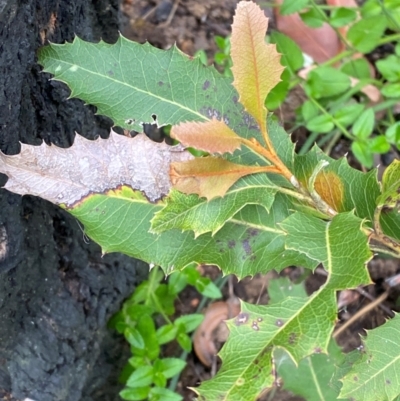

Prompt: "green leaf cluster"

[110,265,221,400]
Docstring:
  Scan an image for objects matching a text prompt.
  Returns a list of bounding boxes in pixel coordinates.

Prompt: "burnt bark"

[0,1,146,400]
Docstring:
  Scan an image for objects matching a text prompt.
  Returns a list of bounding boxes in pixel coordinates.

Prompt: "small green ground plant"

[110,265,221,400]
[0,1,400,400]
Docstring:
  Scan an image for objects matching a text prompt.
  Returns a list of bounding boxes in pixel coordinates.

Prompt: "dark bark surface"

[0,1,147,400]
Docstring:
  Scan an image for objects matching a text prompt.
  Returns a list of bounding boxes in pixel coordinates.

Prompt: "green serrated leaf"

[37,36,260,144]
[68,190,316,278]
[378,160,400,208]
[280,212,372,289]
[195,291,337,400]
[277,339,344,401]
[151,179,277,237]
[294,147,380,219]
[340,314,400,401]
[268,277,307,304]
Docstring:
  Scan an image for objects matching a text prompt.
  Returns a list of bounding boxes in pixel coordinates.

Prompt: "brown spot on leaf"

[158,81,164,86]
[314,170,344,212]
[252,321,260,331]
[314,347,322,354]
[235,312,249,325]
[386,379,391,385]
[228,240,236,248]
[203,80,210,90]
[257,317,263,322]
[288,332,297,344]
[242,239,252,255]
[353,376,359,382]
[275,319,284,327]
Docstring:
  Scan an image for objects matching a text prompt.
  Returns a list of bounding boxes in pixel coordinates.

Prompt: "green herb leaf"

[280,0,310,15]
[126,365,154,388]
[347,15,387,53]
[352,108,375,139]
[306,114,334,133]
[330,7,357,27]
[300,8,325,28]
[351,141,374,168]
[120,387,150,401]
[305,67,351,98]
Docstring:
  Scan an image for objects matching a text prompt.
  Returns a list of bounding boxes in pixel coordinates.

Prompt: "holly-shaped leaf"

[280,211,372,290]
[340,314,400,401]
[170,157,278,200]
[231,1,284,141]
[195,289,337,401]
[276,340,345,401]
[170,118,242,155]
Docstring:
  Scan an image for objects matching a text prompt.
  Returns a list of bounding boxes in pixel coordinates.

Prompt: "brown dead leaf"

[274,0,341,63]
[193,299,241,367]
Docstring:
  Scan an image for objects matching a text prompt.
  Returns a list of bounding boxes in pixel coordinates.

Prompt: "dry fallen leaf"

[193,298,241,367]
[274,0,341,63]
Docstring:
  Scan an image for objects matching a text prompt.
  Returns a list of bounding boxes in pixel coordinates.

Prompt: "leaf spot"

[275,319,284,327]
[288,332,297,345]
[251,321,259,331]
[314,347,322,354]
[203,80,210,90]
[69,65,78,72]
[228,240,236,249]
[257,317,263,322]
[158,81,164,86]
[353,376,359,382]
[236,378,245,386]
[386,379,391,385]
[235,312,249,325]
[125,118,135,125]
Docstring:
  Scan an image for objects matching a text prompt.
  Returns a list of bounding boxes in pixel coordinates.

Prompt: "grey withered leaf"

[0,130,192,206]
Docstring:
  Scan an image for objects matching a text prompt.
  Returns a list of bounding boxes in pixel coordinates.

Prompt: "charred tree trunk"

[0,1,146,400]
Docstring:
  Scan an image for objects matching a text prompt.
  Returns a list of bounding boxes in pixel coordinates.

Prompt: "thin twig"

[159,0,180,27]
[333,291,389,339]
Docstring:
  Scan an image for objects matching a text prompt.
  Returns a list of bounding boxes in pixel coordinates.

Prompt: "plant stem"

[309,97,355,140]
[241,137,299,188]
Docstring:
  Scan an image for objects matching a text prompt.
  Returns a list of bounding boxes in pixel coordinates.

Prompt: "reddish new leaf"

[170,157,277,200]
[171,118,242,154]
[231,2,284,135]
